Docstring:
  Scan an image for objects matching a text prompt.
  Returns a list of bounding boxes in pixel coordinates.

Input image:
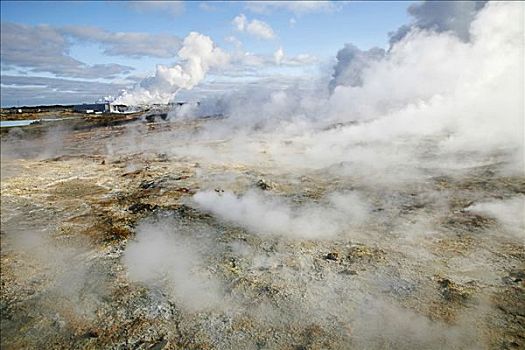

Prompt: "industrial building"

[73,103,132,114]
[73,102,190,115]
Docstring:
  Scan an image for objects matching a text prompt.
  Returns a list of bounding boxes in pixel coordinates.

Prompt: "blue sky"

[0,1,414,106]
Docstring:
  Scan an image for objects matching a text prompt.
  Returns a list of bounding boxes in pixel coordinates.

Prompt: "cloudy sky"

[0,1,413,106]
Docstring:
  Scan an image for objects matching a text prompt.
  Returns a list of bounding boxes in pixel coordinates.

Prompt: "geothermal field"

[1,1,524,349]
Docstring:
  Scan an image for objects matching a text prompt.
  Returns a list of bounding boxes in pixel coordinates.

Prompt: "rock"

[149,339,168,350]
[144,112,168,123]
[128,203,158,213]
[436,277,471,303]
[122,169,142,177]
[444,212,495,230]
[175,187,191,193]
[325,252,339,261]
[347,245,383,263]
[503,269,525,284]
[83,330,99,338]
[140,180,157,189]
[256,179,272,191]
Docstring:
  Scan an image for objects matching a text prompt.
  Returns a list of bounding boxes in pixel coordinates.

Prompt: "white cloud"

[0,22,133,79]
[274,47,284,65]
[246,1,337,15]
[224,35,243,49]
[61,26,181,58]
[230,49,317,69]
[286,53,318,65]
[232,14,247,31]
[127,1,184,17]
[199,2,218,12]
[270,47,317,66]
[247,19,275,40]
[0,75,128,106]
[232,14,276,40]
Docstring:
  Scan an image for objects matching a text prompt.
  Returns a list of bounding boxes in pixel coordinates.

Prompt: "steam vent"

[1,1,524,349]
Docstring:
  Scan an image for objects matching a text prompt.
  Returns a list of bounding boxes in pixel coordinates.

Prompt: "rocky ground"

[1,116,524,349]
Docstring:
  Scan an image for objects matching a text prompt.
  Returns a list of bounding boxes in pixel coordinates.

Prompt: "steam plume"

[330,1,488,93]
[193,190,369,239]
[114,32,228,106]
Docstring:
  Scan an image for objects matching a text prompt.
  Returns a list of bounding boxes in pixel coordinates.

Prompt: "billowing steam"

[466,195,525,239]
[114,32,229,105]
[166,1,523,180]
[122,219,225,311]
[388,0,488,44]
[94,1,524,199]
[326,0,523,155]
[193,190,369,239]
[330,1,488,91]
[328,44,385,92]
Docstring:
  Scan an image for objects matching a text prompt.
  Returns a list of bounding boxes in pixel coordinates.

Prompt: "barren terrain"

[1,116,523,349]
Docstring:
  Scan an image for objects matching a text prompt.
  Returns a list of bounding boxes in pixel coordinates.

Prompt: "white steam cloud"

[330,1,488,91]
[172,1,523,181]
[114,32,228,106]
[122,219,225,311]
[466,196,525,239]
[3,229,106,319]
[327,0,524,161]
[193,190,369,239]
